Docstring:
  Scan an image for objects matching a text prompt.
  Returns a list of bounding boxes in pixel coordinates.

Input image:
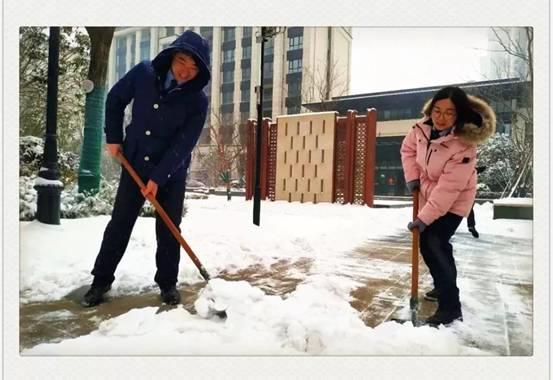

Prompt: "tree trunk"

[78,27,115,194]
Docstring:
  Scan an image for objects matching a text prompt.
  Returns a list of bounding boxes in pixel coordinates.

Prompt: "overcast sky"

[350,27,490,94]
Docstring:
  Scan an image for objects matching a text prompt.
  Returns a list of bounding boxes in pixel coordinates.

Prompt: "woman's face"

[431,98,457,130]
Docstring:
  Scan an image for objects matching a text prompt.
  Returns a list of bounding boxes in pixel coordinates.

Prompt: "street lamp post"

[253,27,284,226]
[34,27,63,225]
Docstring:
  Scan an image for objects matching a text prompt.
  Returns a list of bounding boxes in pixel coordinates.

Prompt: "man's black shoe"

[160,286,181,305]
[81,284,111,307]
[424,288,439,302]
[468,226,479,238]
[425,308,463,327]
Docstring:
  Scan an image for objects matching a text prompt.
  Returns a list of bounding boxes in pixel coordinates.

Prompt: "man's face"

[171,52,199,83]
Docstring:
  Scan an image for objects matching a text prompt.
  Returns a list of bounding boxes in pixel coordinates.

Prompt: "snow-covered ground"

[19,196,532,355]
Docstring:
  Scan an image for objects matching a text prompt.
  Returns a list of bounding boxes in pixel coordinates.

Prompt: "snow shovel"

[116,152,227,319]
[390,189,421,326]
[409,188,420,326]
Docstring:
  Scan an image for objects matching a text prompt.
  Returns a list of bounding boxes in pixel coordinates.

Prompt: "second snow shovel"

[409,189,420,326]
[116,152,227,319]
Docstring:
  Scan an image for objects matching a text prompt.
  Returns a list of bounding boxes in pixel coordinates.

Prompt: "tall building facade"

[107,27,352,182]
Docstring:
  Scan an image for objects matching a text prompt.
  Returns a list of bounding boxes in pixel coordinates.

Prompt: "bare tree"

[299,58,348,111]
[482,27,533,197]
[194,112,247,191]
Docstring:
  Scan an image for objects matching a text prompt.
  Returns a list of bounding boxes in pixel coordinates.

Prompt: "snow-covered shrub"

[20,176,188,221]
[476,133,517,197]
[19,175,38,221]
[20,136,190,221]
[20,136,79,185]
[60,179,118,218]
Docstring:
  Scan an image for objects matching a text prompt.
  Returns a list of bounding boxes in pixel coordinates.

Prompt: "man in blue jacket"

[82,30,211,307]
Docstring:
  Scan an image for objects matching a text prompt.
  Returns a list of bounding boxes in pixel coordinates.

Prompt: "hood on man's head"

[152,30,211,92]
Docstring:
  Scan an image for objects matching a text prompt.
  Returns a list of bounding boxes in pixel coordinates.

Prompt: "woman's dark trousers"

[419,212,463,312]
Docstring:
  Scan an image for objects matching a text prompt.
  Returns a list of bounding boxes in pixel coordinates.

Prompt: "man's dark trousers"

[419,212,463,311]
[91,169,186,290]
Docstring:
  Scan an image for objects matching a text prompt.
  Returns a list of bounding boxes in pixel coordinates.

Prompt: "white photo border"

[3,0,550,378]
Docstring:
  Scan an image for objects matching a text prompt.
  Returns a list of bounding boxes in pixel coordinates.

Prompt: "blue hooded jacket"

[104,30,211,187]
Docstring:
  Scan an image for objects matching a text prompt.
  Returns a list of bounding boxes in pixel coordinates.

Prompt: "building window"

[242,27,252,38]
[140,30,150,61]
[287,81,301,97]
[115,36,127,81]
[222,69,234,83]
[263,62,273,78]
[288,59,302,73]
[130,36,136,66]
[165,27,175,37]
[288,105,301,114]
[242,67,251,81]
[241,89,250,103]
[288,36,303,50]
[223,27,235,42]
[242,45,251,59]
[264,38,274,56]
[263,87,273,101]
[221,89,234,104]
[222,49,235,63]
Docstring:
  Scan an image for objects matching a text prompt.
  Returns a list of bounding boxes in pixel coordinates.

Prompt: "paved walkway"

[20,230,532,355]
[349,231,533,355]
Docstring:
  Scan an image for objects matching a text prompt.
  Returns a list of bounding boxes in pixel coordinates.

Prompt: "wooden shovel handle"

[411,189,420,299]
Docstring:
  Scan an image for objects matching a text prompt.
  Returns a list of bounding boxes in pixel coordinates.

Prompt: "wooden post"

[266,120,278,201]
[345,110,357,204]
[364,108,377,207]
[245,119,255,200]
[260,117,271,199]
[331,112,339,203]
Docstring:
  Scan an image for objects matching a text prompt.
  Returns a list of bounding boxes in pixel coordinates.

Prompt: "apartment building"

[107,27,352,182]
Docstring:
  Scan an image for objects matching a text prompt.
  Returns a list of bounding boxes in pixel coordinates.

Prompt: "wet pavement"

[19,258,313,351]
[20,230,532,355]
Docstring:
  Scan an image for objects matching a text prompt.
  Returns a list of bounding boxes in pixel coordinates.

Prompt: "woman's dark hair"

[428,86,482,129]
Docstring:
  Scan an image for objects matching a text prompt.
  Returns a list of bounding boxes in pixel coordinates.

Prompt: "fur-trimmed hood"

[421,95,496,145]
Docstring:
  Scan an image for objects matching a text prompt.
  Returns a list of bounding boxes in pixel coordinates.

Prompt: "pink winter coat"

[401,95,496,226]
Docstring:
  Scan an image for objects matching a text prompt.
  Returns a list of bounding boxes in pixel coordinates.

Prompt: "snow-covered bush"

[60,179,118,218]
[20,136,189,221]
[19,175,38,221]
[20,175,188,221]
[476,133,517,198]
[20,136,79,185]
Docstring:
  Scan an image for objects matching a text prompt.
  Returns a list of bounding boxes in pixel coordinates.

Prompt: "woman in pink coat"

[401,86,496,326]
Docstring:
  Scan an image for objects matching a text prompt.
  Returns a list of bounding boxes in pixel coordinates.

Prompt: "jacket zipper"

[415,125,433,165]
[426,141,434,165]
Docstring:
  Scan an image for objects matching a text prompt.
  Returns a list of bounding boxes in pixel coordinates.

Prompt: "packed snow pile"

[24,278,486,356]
